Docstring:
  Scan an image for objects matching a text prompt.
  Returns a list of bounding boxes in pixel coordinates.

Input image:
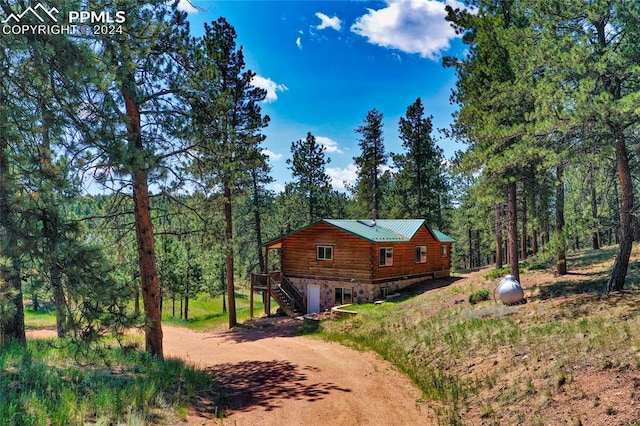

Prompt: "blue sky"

[178,0,470,192]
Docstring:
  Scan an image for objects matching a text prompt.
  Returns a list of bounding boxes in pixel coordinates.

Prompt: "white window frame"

[415,245,427,263]
[317,244,334,261]
[441,245,448,257]
[379,247,394,267]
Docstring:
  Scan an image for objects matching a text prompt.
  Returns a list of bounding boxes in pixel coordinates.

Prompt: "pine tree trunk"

[40,102,67,338]
[0,88,25,345]
[184,286,189,322]
[468,228,473,268]
[590,168,600,250]
[124,87,163,358]
[521,196,527,260]
[224,183,237,327]
[506,182,520,282]
[476,230,482,268]
[495,203,503,269]
[252,171,266,272]
[607,134,634,292]
[556,165,567,276]
[134,283,140,317]
[132,170,163,356]
[51,263,67,338]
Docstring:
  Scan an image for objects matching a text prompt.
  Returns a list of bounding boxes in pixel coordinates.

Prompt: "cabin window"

[441,245,447,257]
[415,245,427,263]
[379,247,393,266]
[317,245,333,261]
[334,287,353,305]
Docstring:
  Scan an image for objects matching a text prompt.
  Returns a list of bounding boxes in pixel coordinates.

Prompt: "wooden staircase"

[251,272,305,317]
[270,274,305,317]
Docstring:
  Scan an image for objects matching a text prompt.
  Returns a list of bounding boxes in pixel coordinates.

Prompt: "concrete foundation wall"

[289,270,450,312]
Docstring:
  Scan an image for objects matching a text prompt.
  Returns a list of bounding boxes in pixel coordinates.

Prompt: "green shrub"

[485,266,510,281]
[469,289,491,305]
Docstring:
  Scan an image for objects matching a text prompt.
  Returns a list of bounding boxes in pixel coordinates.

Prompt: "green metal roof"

[432,229,455,243]
[264,219,455,247]
[324,219,420,242]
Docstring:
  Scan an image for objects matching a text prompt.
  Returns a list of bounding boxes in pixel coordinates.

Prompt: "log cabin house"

[251,219,454,316]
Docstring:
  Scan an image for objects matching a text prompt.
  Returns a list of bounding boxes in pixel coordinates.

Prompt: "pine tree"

[181,17,270,327]
[286,132,332,224]
[524,0,640,291]
[392,98,447,226]
[445,1,536,281]
[0,54,25,345]
[353,109,387,217]
[86,1,192,357]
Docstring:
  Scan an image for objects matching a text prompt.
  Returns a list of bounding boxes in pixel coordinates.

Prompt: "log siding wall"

[281,223,452,287]
[282,223,374,281]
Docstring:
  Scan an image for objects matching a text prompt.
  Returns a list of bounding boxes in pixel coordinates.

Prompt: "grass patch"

[468,289,491,304]
[25,290,268,332]
[0,339,222,425]
[23,306,57,330]
[162,291,268,331]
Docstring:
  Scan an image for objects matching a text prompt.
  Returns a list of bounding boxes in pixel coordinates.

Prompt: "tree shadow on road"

[202,317,304,344]
[191,359,351,418]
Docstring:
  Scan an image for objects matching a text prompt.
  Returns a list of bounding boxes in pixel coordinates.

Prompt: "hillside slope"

[321,245,640,425]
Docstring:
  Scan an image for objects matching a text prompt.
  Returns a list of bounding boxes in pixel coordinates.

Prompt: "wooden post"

[267,273,271,317]
[250,273,254,319]
[265,247,270,316]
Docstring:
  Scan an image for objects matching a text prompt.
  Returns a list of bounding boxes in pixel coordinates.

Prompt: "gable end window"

[317,245,333,261]
[379,247,393,266]
[441,245,448,257]
[415,245,427,263]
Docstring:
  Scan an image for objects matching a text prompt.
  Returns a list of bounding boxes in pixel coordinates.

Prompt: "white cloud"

[315,12,342,31]
[316,136,343,154]
[296,36,302,49]
[326,164,358,191]
[350,0,470,59]
[251,74,288,103]
[176,0,200,13]
[262,148,283,161]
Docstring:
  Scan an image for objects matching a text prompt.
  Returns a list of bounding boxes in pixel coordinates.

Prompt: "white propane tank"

[494,275,525,305]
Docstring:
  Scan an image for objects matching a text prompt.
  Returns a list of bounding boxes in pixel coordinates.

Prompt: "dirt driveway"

[160,317,433,425]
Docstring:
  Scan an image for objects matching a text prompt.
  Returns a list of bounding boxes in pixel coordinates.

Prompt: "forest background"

[0,0,639,360]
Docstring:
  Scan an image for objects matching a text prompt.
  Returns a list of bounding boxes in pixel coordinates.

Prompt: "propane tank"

[494,275,525,305]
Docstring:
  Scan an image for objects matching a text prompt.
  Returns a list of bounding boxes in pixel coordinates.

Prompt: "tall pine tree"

[88,1,192,357]
[353,109,387,218]
[391,98,447,227]
[286,132,332,224]
[182,18,270,328]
